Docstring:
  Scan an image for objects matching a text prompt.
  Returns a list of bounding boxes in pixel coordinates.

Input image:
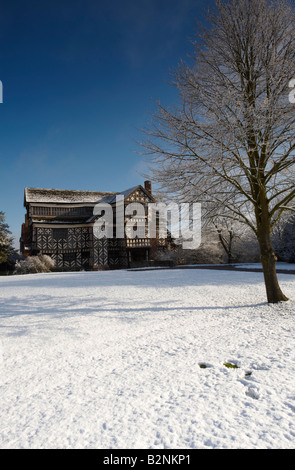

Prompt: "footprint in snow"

[199,361,253,379]
[198,361,260,400]
[245,386,260,400]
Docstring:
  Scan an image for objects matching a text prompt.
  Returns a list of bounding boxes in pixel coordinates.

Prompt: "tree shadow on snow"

[0,292,268,338]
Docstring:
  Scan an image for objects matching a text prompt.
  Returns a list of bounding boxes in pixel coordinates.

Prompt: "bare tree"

[272,212,295,262]
[213,219,239,264]
[141,0,295,303]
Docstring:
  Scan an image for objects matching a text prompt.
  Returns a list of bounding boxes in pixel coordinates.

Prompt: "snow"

[0,268,295,449]
[24,187,115,204]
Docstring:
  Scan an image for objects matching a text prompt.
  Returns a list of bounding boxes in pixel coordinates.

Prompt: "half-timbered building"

[20,181,161,270]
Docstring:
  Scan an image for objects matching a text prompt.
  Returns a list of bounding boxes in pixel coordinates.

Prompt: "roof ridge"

[25,187,115,194]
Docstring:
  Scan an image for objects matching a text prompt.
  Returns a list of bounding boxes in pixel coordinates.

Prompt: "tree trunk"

[258,225,289,303]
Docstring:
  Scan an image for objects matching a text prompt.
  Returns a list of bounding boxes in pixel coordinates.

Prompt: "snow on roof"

[24,185,153,205]
[24,187,117,204]
[24,185,153,206]
[98,186,140,204]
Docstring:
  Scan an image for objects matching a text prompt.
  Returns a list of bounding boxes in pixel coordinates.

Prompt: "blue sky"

[0,0,212,245]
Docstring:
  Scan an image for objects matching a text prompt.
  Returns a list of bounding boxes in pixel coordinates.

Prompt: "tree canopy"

[141,0,295,303]
[0,212,14,264]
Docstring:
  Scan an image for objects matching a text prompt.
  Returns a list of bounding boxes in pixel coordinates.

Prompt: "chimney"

[144,180,152,195]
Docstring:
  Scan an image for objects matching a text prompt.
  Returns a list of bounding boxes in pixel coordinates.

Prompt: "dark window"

[81,251,90,267]
[32,206,93,217]
[53,228,68,240]
[63,253,76,263]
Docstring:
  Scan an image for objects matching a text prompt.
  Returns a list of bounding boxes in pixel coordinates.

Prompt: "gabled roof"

[24,187,116,205]
[24,185,155,206]
[98,185,154,204]
[97,186,138,205]
[85,185,155,223]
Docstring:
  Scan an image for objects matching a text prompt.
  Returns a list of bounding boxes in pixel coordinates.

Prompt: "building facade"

[20,181,163,270]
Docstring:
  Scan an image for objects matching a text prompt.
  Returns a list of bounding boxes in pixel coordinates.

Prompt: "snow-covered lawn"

[0,268,295,449]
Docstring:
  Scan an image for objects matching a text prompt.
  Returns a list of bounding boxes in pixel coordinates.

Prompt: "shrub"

[14,254,55,274]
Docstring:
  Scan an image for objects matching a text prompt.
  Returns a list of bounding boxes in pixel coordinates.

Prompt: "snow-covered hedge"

[14,254,55,274]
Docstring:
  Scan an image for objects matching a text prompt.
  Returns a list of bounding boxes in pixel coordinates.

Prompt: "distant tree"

[272,213,295,262]
[280,217,295,262]
[141,0,295,303]
[212,218,260,264]
[0,212,14,264]
[213,219,236,264]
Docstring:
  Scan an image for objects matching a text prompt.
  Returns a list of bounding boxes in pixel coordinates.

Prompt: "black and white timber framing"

[20,181,163,270]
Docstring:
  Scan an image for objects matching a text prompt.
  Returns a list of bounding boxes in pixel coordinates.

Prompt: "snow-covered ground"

[0,268,295,449]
